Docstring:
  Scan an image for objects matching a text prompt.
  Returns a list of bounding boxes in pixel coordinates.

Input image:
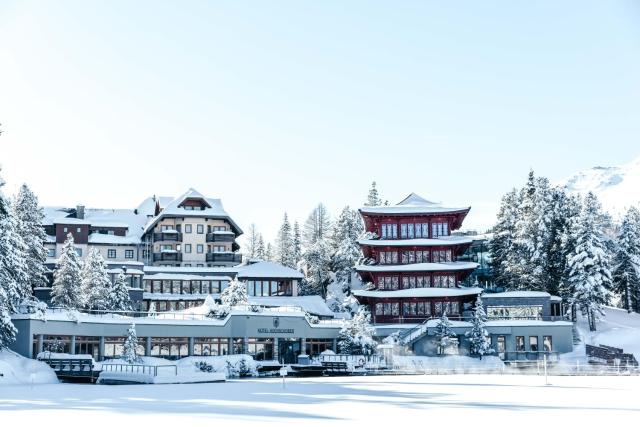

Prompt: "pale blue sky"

[1,1,639,241]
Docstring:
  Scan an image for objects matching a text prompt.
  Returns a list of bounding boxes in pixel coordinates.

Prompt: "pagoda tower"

[353,193,480,324]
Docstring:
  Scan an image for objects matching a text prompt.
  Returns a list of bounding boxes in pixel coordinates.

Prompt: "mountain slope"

[559,156,640,219]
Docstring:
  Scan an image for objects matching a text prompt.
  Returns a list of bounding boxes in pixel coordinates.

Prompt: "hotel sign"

[257,317,294,334]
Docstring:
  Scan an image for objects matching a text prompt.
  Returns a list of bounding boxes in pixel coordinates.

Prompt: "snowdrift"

[0,349,58,386]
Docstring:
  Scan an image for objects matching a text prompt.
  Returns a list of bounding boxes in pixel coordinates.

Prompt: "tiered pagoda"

[353,193,480,324]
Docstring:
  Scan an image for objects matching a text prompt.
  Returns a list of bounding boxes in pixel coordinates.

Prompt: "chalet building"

[353,193,481,324]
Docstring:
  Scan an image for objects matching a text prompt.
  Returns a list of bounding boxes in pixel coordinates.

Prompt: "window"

[47,248,56,257]
[185,224,192,233]
[431,222,449,238]
[197,224,204,234]
[184,244,192,253]
[529,336,539,352]
[486,305,543,320]
[108,230,115,235]
[197,244,204,254]
[214,245,225,252]
[496,336,506,353]
[380,224,397,239]
[75,248,83,257]
[63,227,68,233]
[125,250,134,259]
[543,336,552,352]
[516,336,525,352]
[161,225,174,231]
[76,227,81,233]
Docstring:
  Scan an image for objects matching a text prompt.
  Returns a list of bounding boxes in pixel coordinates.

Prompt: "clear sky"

[1,1,639,242]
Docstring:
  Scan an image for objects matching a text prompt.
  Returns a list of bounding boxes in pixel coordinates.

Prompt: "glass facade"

[193,338,229,356]
[486,305,543,320]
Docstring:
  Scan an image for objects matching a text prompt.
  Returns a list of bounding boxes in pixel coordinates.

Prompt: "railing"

[101,363,177,376]
[206,253,242,263]
[153,252,183,262]
[153,232,183,242]
[500,351,560,362]
[206,233,235,243]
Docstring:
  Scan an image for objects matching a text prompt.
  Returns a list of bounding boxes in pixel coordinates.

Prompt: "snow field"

[1,374,639,426]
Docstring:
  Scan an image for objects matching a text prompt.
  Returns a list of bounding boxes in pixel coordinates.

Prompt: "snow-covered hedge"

[0,349,58,385]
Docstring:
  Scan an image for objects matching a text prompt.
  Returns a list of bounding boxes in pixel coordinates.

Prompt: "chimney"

[76,205,85,219]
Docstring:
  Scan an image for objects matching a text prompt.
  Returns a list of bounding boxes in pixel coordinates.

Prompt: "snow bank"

[575,306,640,360]
[392,355,505,373]
[0,350,58,386]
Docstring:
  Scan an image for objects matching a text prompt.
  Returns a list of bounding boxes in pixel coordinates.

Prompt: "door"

[279,339,301,364]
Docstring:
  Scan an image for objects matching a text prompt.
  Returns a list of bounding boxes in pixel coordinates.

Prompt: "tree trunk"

[588,310,596,332]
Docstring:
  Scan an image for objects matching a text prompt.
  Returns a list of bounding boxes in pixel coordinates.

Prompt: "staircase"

[398,318,433,346]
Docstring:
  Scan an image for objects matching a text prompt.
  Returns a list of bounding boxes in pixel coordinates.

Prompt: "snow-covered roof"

[360,193,470,215]
[352,287,482,299]
[249,295,334,317]
[143,273,233,281]
[237,261,304,279]
[485,320,573,327]
[88,234,141,245]
[550,295,563,302]
[43,206,150,240]
[482,291,551,299]
[52,217,91,225]
[141,188,243,235]
[358,236,473,247]
[143,266,238,275]
[355,262,478,273]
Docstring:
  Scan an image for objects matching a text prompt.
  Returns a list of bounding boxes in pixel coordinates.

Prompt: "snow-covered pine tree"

[465,296,494,359]
[508,171,552,292]
[489,188,520,289]
[612,207,640,313]
[337,308,376,355]
[275,213,295,267]
[265,242,274,261]
[221,278,248,306]
[255,234,266,260]
[568,192,612,331]
[434,313,457,354]
[545,189,581,298]
[364,181,383,207]
[121,323,141,364]
[245,224,260,260]
[330,206,363,286]
[108,272,132,312]
[292,221,302,267]
[51,233,84,309]
[13,184,48,293]
[0,181,29,312]
[301,239,332,297]
[81,249,111,310]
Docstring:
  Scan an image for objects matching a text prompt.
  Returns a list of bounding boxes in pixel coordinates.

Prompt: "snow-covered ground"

[575,306,640,360]
[0,374,638,425]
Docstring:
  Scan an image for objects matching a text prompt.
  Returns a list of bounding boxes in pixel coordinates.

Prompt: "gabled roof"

[141,188,243,235]
[360,192,470,216]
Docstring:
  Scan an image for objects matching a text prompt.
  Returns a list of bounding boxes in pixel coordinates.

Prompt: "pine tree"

[121,324,141,363]
[0,186,29,312]
[302,239,332,297]
[434,313,457,354]
[465,296,494,359]
[364,181,383,207]
[255,235,266,260]
[245,224,260,260]
[275,213,295,267]
[108,272,132,311]
[51,233,84,309]
[568,192,612,331]
[292,221,302,267]
[490,189,520,289]
[330,206,363,287]
[612,207,640,312]
[221,279,248,306]
[81,249,111,310]
[265,242,274,261]
[13,184,48,293]
[337,308,376,355]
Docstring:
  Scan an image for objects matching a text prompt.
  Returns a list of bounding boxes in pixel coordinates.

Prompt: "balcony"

[206,232,236,243]
[206,252,242,264]
[153,232,183,242]
[153,252,183,262]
